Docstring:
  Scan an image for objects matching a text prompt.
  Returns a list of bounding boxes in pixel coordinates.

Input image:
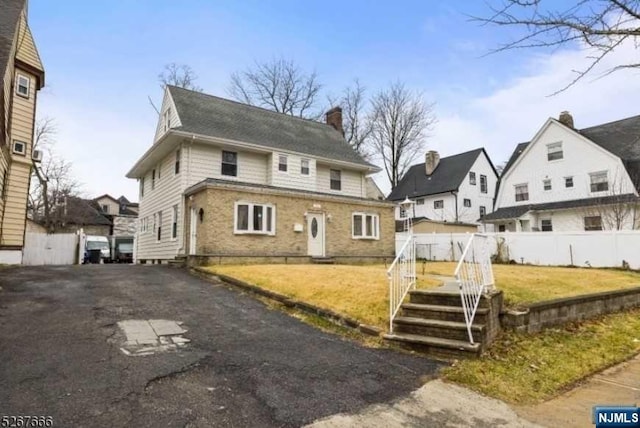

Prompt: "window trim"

[589,171,609,193]
[463,198,471,208]
[15,74,29,98]
[540,218,553,232]
[12,140,26,156]
[584,215,603,231]
[171,205,178,240]
[330,169,342,191]
[399,207,407,218]
[547,142,563,161]
[480,174,488,193]
[543,179,552,191]
[233,201,276,235]
[469,172,476,186]
[565,176,574,188]
[278,155,288,173]
[300,159,310,175]
[515,183,529,202]
[479,206,486,218]
[222,150,238,177]
[352,212,380,240]
[434,200,444,209]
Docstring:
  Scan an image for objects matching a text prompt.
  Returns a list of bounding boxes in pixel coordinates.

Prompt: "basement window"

[352,213,379,240]
[234,202,275,235]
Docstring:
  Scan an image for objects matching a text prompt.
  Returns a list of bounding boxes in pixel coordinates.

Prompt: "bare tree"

[476,0,640,93]
[369,82,436,188]
[29,118,82,232]
[495,161,507,176]
[580,168,640,230]
[329,80,372,158]
[158,63,202,91]
[228,57,322,118]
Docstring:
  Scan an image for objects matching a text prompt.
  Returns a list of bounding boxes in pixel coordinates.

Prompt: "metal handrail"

[455,233,495,344]
[387,234,416,332]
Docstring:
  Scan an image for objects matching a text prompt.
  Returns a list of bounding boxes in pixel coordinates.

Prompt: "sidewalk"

[516,354,640,427]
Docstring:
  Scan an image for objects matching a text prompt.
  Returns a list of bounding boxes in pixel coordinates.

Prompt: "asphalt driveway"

[0,265,441,427]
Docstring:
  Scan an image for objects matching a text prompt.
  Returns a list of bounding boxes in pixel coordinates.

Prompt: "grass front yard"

[204,262,640,403]
[206,264,441,329]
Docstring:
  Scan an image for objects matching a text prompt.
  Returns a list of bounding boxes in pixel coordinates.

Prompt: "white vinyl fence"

[23,232,82,266]
[396,231,640,270]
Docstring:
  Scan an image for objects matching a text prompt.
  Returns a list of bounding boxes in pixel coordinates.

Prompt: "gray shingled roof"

[168,86,375,169]
[502,115,640,189]
[387,148,493,201]
[0,0,23,80]
[483,194,640,221]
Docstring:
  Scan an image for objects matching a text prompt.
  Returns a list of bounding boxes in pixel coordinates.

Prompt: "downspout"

[452,190,459,222]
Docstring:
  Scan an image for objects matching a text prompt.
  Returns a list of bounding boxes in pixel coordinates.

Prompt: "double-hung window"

[234,202,275,235]
[590,171,608,192]
[330,169,341,190]
[547,142,563,161]
[543,179,552,191]
[222,151,238,177]
[515,184,529,202]
[175,149,181,174]
[16,74,29,98]
[171,205,178,239]
[278,155,288,172]
[151,169,156,190]
[540,219,553,232]
[584,216,603,231]
[480,175,488,193]
[352,213,379,239]
[301,159,310,175]
[469,172,476,185]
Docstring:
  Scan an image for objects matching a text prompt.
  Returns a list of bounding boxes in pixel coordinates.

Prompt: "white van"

[85,235,111,263]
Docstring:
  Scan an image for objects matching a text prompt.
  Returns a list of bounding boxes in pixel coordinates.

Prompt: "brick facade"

[186,183,395,258]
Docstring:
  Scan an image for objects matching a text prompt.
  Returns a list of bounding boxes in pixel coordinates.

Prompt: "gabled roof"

[483,194,640,222]
[387,148,491,201]
[0,0,24,85]
[94,194,119,204]
[167,85,374,169]
[502,115,640,187]
[55,197,112,226]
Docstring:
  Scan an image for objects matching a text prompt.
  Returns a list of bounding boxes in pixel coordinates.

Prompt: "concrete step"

[311,257,335,264]
[408,289,489,308]
[401,303,489,324]
[383,332,481,360]
[393,316,484,342]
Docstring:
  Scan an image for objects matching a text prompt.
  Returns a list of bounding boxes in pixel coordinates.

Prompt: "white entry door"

[307,213,325,257]
[189,208,197,255]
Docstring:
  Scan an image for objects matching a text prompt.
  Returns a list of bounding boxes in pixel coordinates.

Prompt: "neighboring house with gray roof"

[484,111,640,232]
[127,86,394,263]
[387,148,498,226]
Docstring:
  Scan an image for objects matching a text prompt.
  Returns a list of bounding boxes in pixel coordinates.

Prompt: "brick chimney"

[559,111,574,128]
[325,107,343,135]
[425,150,440,175]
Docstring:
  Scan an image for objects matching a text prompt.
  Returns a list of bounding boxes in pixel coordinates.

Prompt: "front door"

[189,208,197,255]
[307,213,325,257]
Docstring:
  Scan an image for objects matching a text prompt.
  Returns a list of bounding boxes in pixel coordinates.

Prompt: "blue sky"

[30,0,640,200]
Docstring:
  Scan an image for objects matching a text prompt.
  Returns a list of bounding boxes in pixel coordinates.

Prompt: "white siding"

[316,164,364,198]
[189,143,268,184]
[496,121,636,209]
[137,149,184,260]
[153,89,181,142]
[456,153,498,223]
[397,193,456,221]
[269,152,316,191]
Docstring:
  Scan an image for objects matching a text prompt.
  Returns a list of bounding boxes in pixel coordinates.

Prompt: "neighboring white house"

[387,148,499,226]
[126,86,396,262]
[483,111,640,232]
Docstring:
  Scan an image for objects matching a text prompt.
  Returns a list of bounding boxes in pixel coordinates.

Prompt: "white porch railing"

[387,234,416,332]
[455,233,495,344]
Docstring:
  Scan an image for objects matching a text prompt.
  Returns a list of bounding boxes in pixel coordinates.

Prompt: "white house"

[387,148,499,226]
[483,112,640,232]
[126,86,396,263]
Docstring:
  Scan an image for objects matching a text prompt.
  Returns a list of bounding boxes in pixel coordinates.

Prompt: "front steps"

[384,288,502,360]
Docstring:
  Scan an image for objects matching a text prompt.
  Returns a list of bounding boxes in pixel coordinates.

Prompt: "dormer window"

[16,74,29,98]
[547,142,563,161]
